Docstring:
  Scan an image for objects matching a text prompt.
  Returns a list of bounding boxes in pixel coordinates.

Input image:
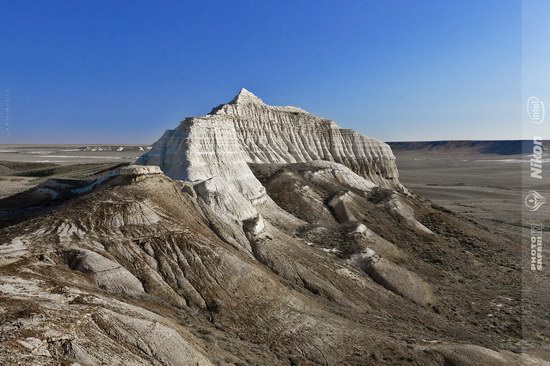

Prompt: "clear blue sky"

[0,0,546,143]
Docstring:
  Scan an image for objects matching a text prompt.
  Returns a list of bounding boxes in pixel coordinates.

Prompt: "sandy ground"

[393,150,550,352]
[0,176,38,198]
[394,151,527,223]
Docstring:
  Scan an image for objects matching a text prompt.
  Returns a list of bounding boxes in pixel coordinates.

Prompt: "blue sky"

[0,0,545,143]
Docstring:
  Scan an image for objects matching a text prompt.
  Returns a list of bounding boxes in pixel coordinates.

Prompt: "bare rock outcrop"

[136,114,267,203]
[384,193,433,234]
[211,88,400,189]
[137,88,401,204]
[193,176,259,222]
[64,249,145,295]
[0,159,544,365]
[352,252,435,306]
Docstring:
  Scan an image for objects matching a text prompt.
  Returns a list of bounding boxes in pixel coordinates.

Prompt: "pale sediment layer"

[137,88,400,205]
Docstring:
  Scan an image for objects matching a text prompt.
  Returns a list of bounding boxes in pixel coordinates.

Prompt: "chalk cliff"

[137,114,267,203]
[137,88,400,199]
[211,88,399,188]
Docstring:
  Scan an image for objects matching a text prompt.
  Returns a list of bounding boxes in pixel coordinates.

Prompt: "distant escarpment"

[388,140,549,155]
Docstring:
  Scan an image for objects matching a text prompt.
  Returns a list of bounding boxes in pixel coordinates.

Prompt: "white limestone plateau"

[137,88,401,207]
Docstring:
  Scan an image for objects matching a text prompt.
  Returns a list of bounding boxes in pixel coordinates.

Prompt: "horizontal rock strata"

[137,88,401,206]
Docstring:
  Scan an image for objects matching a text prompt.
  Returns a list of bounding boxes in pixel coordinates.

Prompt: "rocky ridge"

[138,88,400,196]
[214,89,399,187]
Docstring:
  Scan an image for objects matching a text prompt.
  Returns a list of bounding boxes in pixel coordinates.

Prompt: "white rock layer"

[137,115,267,203]
[115,165,163,176]
[137,88,401,206]
[194,176,258,221]
[210,88,400,188]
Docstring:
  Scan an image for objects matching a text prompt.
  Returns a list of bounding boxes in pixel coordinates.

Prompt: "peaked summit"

[229,87,265,105]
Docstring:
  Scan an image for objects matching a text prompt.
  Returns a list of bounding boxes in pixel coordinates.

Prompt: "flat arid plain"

[0,145,146,199]
[393,145,550,364]
[394,150,523,222]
